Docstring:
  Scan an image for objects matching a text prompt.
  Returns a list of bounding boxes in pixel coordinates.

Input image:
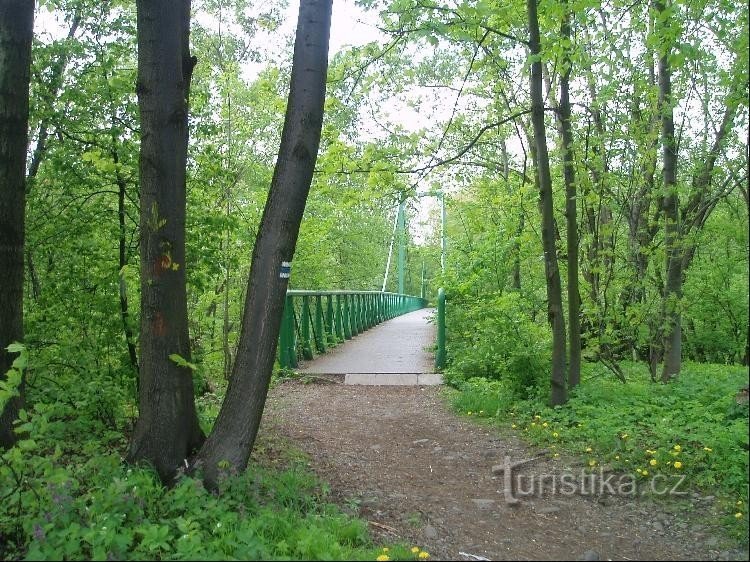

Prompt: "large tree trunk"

[193,0,332,488]
[527,0,567,405]
[193,0,331,487]
[0,1,34,448]
[559,0,580,389]
[126,0,204,481]
[654,0,681,382]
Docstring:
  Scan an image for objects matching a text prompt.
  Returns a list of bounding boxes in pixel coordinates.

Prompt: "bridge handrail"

[278,290,428,369]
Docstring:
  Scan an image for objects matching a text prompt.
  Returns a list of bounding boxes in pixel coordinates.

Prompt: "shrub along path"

[261,382,747,561]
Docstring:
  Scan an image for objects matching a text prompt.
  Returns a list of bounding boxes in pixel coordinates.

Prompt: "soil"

[259,380,749,561]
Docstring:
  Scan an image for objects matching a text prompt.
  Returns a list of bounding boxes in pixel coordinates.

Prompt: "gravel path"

[261,382,748,561]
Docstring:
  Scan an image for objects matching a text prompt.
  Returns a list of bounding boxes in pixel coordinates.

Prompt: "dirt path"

[261,382,747,561]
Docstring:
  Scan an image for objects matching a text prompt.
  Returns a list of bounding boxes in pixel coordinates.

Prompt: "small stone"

[703,495,715,502]
[424,524,438,539]
[653,520,664,532]
[433,446,443,453]
[578,550,600,561]
[483,450,498,459]
[597,495,613,507]
[537,506,561,514]
[413,439,429,445]
[472,499,495,510]
[491,464,506,475]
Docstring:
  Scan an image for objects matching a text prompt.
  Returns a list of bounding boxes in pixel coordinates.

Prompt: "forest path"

[262,383,743,561]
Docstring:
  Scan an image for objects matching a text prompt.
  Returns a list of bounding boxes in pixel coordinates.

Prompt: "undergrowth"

[447,361,749,542]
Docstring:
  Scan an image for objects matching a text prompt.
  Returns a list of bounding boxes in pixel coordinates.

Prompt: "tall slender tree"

[194,0,333,488]
[0,0,34,448]
[126,0,204,481]
[558,0,580,389]
[527,0,567,405]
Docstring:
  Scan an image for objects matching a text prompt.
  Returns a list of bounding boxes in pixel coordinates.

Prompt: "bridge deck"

[296,308,438,383]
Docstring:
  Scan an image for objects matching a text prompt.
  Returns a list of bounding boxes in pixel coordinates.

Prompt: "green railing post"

[301,295,313,360]
[335,294,344,341]
[356,294,364,333]
[314,295,326,353]
[325,294,334,343]
[343,294,352,339]
[279,294,296,369]
[435,287,446,370]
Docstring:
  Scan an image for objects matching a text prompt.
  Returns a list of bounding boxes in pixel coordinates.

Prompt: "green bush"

[444,292,550,398]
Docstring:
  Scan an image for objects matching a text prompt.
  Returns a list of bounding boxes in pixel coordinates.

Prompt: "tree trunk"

[193,0,332,488]
[654,0,681,382]
[527,0,567,405]
[113,133,139,373]
[559,0,580,389]
[0,1,34,449]
[127,0,204,481]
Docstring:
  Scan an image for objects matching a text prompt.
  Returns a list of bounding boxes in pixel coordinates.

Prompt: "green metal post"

[335,295,344,341]
[397,200,406,295]
[343,294,352,339]
[356,294,364,333]
[279,294,296,369]
[436,287,446,370]
[314,295,326,353]
[301,295,313,360]
[325,294,334,343]
[420,261,426,300]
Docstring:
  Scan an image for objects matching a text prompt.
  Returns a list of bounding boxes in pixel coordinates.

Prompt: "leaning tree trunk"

[193,0,332,488]
[126,0,204,481]
[559,0,580,389]
[654,0,681,382]
[0,1,34,448]
[527,0,567,405]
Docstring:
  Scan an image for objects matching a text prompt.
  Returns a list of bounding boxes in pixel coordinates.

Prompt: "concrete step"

[344,373,443,385]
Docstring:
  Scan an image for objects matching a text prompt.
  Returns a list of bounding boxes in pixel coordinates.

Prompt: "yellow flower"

[377,556,390,561]
[642,469,649,476]
[542,422,549,427]
[636,468,642,474]
[673,444,682,452]
[534,415,541,420]
[479,410,484,415]
[703,447,712,452]
[737,500,744,506]
[419,553,430,559]
[621,433,629,440]
[382,548,389,552]
[735,512,743,519]
[553,453,560,458]
[615,455,620,460]
[467,411,472,415]
[646,449,656,455]
[585,447,592,453]
[588,459,597,467]
[411,547,420,554]
[649,459,658,466]
[674,461,683,469]
[552,432,559,438]
[531,422,537,427]
[512,424,517,429]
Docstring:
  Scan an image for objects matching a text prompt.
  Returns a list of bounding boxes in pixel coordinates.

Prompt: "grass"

[446,361,750,542]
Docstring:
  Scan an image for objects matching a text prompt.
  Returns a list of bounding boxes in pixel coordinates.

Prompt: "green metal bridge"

[277,289,446,372]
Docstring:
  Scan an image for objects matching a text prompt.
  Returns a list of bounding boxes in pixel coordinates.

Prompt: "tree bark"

[654,0,681,382]
[559,0,580,389]
[527,0,567,405]
[126,0,204,481]
[193,0,332,488]
[0,0,34,448]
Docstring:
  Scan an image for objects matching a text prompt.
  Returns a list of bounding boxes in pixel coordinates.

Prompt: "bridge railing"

[278,290,428,369]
